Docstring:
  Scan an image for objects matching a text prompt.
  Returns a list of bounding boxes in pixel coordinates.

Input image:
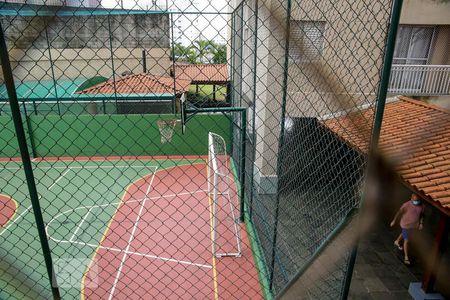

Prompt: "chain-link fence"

[0,0,397,299]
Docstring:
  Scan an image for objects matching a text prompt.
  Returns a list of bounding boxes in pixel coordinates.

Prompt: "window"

[393,26,435,65]
[289,21,325,63]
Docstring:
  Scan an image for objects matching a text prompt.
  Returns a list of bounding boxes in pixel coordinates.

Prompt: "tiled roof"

[323,96,450,212]
[174,64,229,83]
[78,73,191,95]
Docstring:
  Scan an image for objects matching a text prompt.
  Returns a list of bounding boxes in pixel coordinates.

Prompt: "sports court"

[0,157,263,299]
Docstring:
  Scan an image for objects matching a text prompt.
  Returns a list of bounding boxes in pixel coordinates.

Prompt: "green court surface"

[0,157,204,299]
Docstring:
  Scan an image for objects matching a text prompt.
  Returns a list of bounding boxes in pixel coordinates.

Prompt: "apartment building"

[390,0,450,108]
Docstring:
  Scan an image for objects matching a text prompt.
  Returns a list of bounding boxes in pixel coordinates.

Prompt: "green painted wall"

[0,114,36,158]
[16,114,230,157]
[0,115,20,157]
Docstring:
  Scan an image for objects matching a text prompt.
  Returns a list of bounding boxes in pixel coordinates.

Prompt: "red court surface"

[82,163,263,299]
[0,194,17,227]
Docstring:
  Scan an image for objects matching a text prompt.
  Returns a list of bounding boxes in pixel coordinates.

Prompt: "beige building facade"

[0,8,172,84]
[231,0,392,191]
[231,0,449,192]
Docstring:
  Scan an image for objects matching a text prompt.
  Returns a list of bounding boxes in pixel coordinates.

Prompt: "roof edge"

[398,95,450,115]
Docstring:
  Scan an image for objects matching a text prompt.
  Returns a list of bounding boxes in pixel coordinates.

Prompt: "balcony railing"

[389,64,450,96]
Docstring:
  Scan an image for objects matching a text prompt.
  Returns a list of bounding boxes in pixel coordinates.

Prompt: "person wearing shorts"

[390,194,424,265]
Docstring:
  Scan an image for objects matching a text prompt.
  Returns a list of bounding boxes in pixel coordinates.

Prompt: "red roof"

[174,64,228,83]
[78,73,191,95]
[323,96,450,212]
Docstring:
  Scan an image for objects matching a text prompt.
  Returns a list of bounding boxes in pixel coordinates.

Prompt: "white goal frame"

[207,132,242,258]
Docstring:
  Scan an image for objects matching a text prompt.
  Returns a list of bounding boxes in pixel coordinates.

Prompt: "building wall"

[237,0,391,178]
[5,47,171,82]
[400,0,450,25]
[236,0,450,180]
[0,13,171,82]
[398,0,450,106]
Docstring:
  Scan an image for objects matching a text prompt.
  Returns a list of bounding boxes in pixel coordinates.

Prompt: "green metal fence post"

[44,21,60,115]
[239,109,247,222]
[248,0,259,219]
[25,115,37,158]
[340,1,404,299]
[170,13,177,114]
[269,0,292,291]
[238,5,244,107]
[0,23,61,300]
[229,12,236,156]
[22,101,37,158]
[107,14,116,114]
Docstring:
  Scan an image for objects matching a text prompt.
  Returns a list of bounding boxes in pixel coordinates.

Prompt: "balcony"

[389,64,450,96]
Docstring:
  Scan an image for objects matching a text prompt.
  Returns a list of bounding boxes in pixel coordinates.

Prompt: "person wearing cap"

[390,194,425,265]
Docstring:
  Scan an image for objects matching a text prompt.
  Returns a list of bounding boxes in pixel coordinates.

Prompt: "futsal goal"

[208,132,242,258]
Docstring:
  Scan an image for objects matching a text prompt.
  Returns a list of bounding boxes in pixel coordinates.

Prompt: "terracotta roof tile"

[322,96,450,212]
[78,73,191,95]
[439,197,450,204]
[174,64,229,83]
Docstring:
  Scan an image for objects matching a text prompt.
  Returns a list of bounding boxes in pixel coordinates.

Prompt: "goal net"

[207,132,242,258]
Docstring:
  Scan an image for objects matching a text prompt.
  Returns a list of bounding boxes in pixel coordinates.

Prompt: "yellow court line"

[80,169,156,300]
[0,194,18,229]
[206,167,219,300]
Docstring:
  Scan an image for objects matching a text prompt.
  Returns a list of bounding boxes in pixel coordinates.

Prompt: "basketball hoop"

[157,119,178,144]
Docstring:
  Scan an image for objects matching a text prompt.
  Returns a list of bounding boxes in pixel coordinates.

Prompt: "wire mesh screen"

[230,0,393,297]
[0,0,395,299]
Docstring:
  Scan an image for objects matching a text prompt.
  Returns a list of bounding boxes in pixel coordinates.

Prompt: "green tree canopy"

[173,40,227,64]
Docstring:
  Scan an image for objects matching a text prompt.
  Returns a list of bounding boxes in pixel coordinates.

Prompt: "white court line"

[48,169,70,190]
[45,190,208,238]
[49,190,208,220]
[0,205,32,236]
[0,167,71,236]
[44,188,211,269]
[55,240,211,269]
[45,165,159,239]
[69,165,158,169]
[108,169,157,300]
[3,165,159,170]
[69,207,93,243]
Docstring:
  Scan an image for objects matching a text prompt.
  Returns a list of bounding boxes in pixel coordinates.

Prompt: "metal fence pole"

[230,12,236,156]
[18,98,38,158]
[44,21,60,115]
[238,5,244,107]
[249,0,259,219]
[269,0,292,291]
[107,14,116,114]
[340,0,404,299]
[240,109,247,222]
[0,23,61,300]
[170,13,177,114]
[22,102,37,158]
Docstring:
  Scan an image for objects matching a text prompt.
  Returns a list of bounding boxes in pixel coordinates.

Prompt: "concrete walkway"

[348,222,422,299]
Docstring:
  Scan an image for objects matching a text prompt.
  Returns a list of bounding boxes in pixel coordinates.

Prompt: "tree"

[211,42,226,64]
[193,40,213,63]
[173,43,198,64]
[173,40,227,64]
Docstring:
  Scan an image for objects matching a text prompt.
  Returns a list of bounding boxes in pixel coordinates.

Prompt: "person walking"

[390,194,425,265]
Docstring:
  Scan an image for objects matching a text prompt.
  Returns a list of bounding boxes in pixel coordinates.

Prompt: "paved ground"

[348,221,423,300]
